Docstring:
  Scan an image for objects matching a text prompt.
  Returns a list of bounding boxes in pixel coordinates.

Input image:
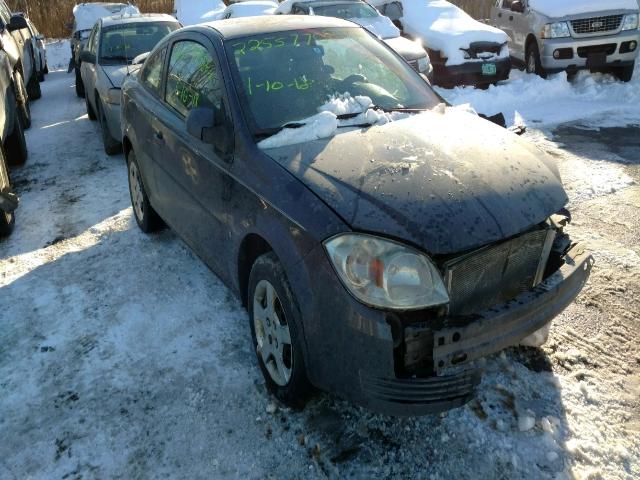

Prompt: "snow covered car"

[121,16,593,416]
[0,1,39,113]
[218,1,278,20]
[70,2,140,97]
[173,0,226,26]
[23,16,48,82]
[490,0,640,82]
[80,14,180,155]
[276,0,432,78]
[0,49,27,236]
[374,0,511,88]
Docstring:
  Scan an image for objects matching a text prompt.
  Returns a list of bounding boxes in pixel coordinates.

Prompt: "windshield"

[99,22,180,64]
[312,3,379,19]
[226,27,439,134]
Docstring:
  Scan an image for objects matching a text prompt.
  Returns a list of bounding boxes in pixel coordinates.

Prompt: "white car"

[173,0,226,25]
[218,1,278,19]
[276,0,432,78]
[373,0,511,87]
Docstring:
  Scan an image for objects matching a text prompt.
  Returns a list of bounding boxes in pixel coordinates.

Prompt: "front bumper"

[102,99,123,143]
[540,30,640,72]
[432,57,511,88]
[301,243,593,417]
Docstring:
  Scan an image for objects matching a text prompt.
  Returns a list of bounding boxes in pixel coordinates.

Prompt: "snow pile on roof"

[438,64,640,128]
[174,0,226,25]
[529,0,639,18]
[398,0,509,66]
[274,0,300,14]
[346,15,400,39]
[72,3,140,31]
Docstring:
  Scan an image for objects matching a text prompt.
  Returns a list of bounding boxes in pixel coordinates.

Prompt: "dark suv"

[0,0,38,127]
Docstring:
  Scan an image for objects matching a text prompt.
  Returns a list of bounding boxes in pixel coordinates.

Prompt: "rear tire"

[5,113,28,166]
[14,71,31,129]
[526,41,547,79]
[97,99,121,155]
[248,252,314,409]
[0,147,16,238]
[614,62,634,82]
[27,69,41,100]
[127,150,163,233]
[75,65,85,98]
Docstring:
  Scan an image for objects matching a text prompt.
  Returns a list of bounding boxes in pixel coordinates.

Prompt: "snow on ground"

[1,56,639,478]
[437,64,640,128]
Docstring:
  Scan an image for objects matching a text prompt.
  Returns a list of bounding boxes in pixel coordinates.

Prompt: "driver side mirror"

[80,50,96,64]
[186,107,233,155]
[7,15,28,32]
[511,1,525,13]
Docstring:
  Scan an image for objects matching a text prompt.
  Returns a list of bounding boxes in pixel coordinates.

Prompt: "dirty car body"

[122,16,592,416]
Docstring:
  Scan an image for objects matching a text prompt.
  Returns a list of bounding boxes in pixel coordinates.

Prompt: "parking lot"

[0,51,638,479]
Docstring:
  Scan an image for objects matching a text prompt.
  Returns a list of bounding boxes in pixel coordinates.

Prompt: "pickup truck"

[490,0,640,81]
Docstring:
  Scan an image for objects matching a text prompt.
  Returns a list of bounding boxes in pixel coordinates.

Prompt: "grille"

[443,229,550,316]
[577,44,617,58]
[571,15,623,34]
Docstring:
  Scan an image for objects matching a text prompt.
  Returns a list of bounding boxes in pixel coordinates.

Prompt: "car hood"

[262,110,568,255]
[102,64,142,88]
[350,15,400,39]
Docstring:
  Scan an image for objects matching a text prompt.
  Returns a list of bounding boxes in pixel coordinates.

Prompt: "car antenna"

[122,30,131,76]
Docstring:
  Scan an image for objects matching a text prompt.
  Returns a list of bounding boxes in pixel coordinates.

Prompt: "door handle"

[154,130,163,141]
[498,12,502,18]
[509,15,514,21]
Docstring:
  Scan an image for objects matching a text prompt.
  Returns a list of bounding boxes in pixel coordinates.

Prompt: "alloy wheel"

[128,160,144,222]
[253,280,293,386]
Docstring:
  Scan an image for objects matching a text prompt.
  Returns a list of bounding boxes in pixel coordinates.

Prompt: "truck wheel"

[85,94,96,121]
[27,69,42,100]
[526,42,547,79]
[5,113,28,166]
[75,66,85,98]
[0,147,16,238]
[97,99,121,155]
[127,150,163,233]
[248,252,314,409]
[614,62,634,83]
[14,71,31,129]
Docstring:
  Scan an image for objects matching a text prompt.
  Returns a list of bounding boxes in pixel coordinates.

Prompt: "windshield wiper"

[335,106,428,120]
[254,122,306,139]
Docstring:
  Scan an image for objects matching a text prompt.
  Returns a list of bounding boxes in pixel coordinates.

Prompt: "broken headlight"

[541,22,570,39]
[324,234,449,310]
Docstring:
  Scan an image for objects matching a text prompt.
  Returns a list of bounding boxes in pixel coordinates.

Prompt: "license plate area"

[482,63,497,75]
[587,52,607,69]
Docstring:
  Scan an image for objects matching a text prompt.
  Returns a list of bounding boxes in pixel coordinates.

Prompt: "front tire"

[127,150,163,233]
[85,94,96,121]
[5,112,28,166]
[0,147,16,238]
[13,71,31,129]
[248,253,314,408]
[97,99,121,156]
[75,65,85,98]
[526,41,547,79]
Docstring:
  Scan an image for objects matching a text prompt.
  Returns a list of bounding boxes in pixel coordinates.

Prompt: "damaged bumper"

[358,243,593,416]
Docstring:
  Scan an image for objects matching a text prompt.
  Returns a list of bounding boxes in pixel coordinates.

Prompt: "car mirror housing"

[511,1,525,13]
[186,107,233,155]
[7,15,28,32]
[80,50,96,64]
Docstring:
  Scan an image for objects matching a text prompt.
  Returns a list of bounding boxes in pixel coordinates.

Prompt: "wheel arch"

[238,233,274,308]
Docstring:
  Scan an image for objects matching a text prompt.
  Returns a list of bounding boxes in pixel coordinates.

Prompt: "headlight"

[417,56,430,73]
[105,88,121,105]
[324,234,450,310]
[541,22,570,39]
[622,13,639,31]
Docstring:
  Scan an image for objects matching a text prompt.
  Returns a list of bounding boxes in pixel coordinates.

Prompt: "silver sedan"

[80,13,180,155]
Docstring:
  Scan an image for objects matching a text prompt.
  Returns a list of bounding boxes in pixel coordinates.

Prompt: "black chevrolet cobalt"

[121,16,593,416]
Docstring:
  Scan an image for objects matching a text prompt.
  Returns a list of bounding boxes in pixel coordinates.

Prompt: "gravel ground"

[0,67,638,480]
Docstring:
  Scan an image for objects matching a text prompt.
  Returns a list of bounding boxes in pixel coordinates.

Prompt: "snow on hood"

[73,4,140,31]
[529,0,639,18]
[174,0,226,25]
[102,64,142,88]
[399,0,509,66]
[349,15,400,39]
[257,95,407,149]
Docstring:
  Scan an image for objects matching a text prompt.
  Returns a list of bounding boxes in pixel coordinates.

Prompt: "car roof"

[203,15,358,39]
[301,0,367,6]
[101,13,178,28]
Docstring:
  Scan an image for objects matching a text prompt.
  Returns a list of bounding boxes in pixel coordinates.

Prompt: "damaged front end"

[362,214,593,416]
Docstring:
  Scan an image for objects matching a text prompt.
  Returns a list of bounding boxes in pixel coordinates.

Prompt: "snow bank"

[529,0,639,18]
[174,0,226,25]
[399,0,509,66]
[72,4,140,31]
[438,64,640,128]
[44,39,71,72]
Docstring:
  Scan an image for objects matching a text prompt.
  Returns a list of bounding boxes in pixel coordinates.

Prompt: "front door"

[154,34,234,274]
